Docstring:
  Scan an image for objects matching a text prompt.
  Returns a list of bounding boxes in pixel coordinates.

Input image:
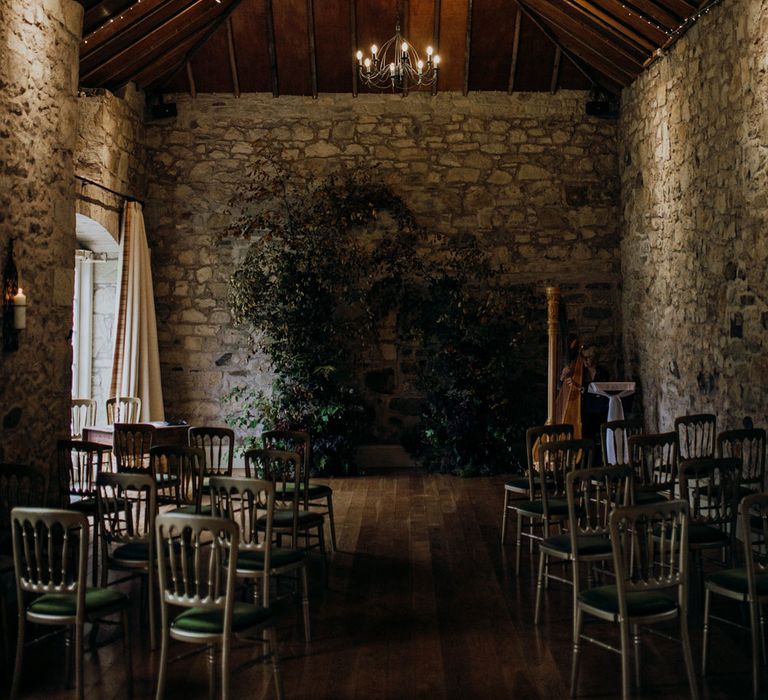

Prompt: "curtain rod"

[75,175,145,206]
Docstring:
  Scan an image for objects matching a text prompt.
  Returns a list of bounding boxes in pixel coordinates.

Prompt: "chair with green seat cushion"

[628,431,677,506]
[10,508,132,700]
[571,500,697,700]
[262,430,338,554]
[154,512,282,700]
[210,476,311,642]
[717,428,766,500]
[150,445,207,514]
[246,448,328,577]
[534,465,632,625]
[189,426,235,482]
[57,439,112,586]
[703,492,768,699]
[114,422,179,505]
[514,437,592,577]
[502,423,573,547]
[97,471,158,650]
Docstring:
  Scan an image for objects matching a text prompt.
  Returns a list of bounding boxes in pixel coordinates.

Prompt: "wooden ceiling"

[78,0,717,98]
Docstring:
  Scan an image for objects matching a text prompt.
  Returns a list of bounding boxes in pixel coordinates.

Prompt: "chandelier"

[355,20,440,93]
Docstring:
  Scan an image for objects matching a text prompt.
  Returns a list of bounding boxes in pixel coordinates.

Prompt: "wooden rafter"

[563,0,656,52]
[350,0,358,97]
[431,0,441,96]
[265,0,279,97]
[306,0,318,99]
[463,0,473,96]
[185,61,197,98]
[550,47,561,93]
[507,6,521,93]
[226,17,240,97]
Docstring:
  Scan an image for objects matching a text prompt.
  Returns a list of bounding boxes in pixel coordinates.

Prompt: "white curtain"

[72,253,93,399]
[110,201,165,421]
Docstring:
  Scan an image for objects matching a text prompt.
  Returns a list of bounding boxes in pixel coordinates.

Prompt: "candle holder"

[3,239,20,352]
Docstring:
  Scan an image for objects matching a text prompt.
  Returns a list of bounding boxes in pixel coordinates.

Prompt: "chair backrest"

[150,445,206,510]
[209,476,274,603]
[717,428,766,492]
[57,439,112,504]
[106,396,141,425]
[71,398,97,438]
[610,500,689,604]
[0,465,48,548]
[600,419,643,466]
[244,449,303,544]
[525,424,574,493]
[113,423,155,473]
[566,465,634,542]
[96,471,157,548]
[155,513,238,625]
[189,427,235,477]
[678,457,741,531]
[11,508,88,607]
[628,431,678,495]
[262,430,311,489]
[675,413,716,460]
[537,439,593,519]
[742,493,768,596]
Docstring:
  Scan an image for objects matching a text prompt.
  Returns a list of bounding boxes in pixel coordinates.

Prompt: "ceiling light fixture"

[355,18,440,94]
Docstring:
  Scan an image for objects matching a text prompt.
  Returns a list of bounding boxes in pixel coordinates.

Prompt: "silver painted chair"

[154,512,282,700]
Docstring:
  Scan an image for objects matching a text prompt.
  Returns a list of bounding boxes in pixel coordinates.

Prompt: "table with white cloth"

[587,382,636,464]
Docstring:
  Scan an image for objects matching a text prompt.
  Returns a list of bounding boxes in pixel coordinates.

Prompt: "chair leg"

[75,622,84,700]
[122,609,133,698]
[619,619,631,700]
[267,626,283,700]
[301,564,311,643]
[155,628,169,700]
[326,493,337,553]
[680,610,699,700]
[10,608,25,700]
[207,645,216,700]
[317,525,328,585]
[221,638,231,700]
[148,569,157,651]
[534,551,546,625]
[515,512,523,576]
[501,491,510,544]
[64,626,73,689]
[92,517,100,587]
[750,599,762,699]
[632,624,641,689]
[702,588,711,673]
[569,606,583,697]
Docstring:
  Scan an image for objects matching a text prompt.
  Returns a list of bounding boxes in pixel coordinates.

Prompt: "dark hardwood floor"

[3,471,759,699]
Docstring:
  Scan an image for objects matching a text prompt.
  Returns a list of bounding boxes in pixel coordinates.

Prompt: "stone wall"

[0,0,83,480]
[145,91,622,438]
[619,0,768,432]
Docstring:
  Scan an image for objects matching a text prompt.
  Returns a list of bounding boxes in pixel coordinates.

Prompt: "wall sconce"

[3,239,27,352]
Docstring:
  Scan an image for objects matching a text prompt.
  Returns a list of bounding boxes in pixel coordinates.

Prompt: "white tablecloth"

[588,382,636,464]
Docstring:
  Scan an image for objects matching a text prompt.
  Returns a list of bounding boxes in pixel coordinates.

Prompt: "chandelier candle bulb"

[13,287,26,330]
[356,50,363,65]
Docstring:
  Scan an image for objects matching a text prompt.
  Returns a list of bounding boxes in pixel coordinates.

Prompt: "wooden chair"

[534,465,632,625]
[210,476,311,642]
[679,457,741,573]
[155,512,283,700]
[97,471,158,650]
[57,439,112,585]
[150,445,207,514]
[262,429,337,553]
[245,449,327,576]
[570,500,698,700]
[675,413,716,460]
[501,423,573,546]
[717,428,767,498]
[600,419,643,466]
[114,423,176,504]
[10,508,132,700]
[703,492,768,699]
[513,438,593,576]
[71,398,97,439]
[106,396,141,424]
[189,426,235,480]
[628,431,678,505]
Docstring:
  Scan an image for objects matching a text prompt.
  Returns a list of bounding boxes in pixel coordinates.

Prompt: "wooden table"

[83,423,190,448]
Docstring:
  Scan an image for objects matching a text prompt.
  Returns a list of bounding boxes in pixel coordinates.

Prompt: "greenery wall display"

[224,152,544,476]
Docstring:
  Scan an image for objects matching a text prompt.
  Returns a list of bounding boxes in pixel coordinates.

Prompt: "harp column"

[546,286,560,424]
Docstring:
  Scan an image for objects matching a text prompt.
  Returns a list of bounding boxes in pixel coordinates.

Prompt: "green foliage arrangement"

[224,153,544,476]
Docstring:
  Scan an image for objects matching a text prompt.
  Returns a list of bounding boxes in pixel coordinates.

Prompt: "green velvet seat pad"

[29,587,128,616]
[112,542,150,562]
[688,524,730,546]
[635,491,667,505]
[172,503,213,516]
[706,568,768,596]
[66,498,99,514]
[541,534,612,557]
[504,477,530,492]
[172,602,271,634]
[236,547,305,571]
[258,510,324,529]
[275,482,332,500]
[578,585,677,617]
[514,499,568,517]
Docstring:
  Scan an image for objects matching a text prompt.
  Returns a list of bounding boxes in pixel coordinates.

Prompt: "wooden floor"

[3,471,760,699]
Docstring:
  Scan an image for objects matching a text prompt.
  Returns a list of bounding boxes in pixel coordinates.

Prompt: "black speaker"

[586,97,619,120]
[151,102,177,119]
